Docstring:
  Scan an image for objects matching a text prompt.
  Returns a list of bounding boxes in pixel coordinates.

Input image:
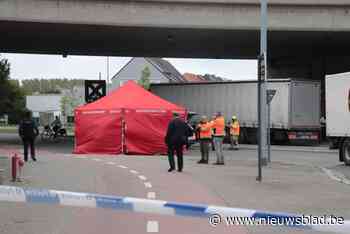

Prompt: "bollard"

[11,153,23,182]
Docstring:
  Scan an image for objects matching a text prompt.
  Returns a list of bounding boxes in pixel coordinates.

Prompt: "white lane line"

[130,170,139,174]
[92,158,102,162]
[138,175,147,181]
[144,182,152,188]
[147,192,156,199]
[106,162,116,165]
[118,165,128,169]
[321,167,350,185]
[147,221,159,233]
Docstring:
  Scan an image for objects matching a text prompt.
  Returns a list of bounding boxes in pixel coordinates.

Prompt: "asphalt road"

[0,133,349,234]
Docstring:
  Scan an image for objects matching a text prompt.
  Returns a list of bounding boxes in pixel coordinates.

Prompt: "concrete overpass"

[1,0,350,115]
[1,0,350,60]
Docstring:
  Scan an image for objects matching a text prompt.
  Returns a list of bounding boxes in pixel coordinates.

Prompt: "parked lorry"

[326,72,350,165]
[151,79,321,144]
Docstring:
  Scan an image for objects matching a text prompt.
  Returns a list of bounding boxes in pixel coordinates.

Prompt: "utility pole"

[257,0,268,182]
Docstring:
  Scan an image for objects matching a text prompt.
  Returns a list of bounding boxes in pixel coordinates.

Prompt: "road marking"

[106,162,116,165]
[147,192,156,199]
[147,221,159,233]
[92,158,102,162]
[321,167,350,185]
[139,175,147,181]
[144,182,152,188]
[118,165,128,169]
[130,170,139,174]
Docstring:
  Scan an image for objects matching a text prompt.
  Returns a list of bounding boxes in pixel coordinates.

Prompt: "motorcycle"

[41,125,67,142]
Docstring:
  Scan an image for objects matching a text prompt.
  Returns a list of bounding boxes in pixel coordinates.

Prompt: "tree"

[138,66,151,90]
[21,78,84,95]
[60,87,83,124]
[0,57,25,123]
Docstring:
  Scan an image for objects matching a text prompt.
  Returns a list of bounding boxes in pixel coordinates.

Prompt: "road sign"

[85,80,106,103]
[258,54,266,81]
[266,89,276,104]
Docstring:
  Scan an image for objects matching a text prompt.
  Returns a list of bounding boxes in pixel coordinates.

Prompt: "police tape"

[0,185,348,233]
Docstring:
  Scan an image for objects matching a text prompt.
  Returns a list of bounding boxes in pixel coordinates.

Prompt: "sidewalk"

[190,143,337,154]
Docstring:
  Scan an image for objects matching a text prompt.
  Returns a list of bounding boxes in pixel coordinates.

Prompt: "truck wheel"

[341,138,350,166]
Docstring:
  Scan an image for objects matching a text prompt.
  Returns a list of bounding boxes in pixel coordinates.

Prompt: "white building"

[26,95,62,125]
[26,86,85,125]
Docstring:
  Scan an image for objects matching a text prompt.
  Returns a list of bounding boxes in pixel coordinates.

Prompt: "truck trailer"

[326,72,350,165]
[150,79,321,144]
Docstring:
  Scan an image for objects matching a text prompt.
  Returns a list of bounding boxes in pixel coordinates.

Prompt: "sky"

[2,53,257,81]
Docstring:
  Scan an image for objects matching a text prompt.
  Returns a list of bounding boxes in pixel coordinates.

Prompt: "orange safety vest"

[230,121,240,136]
[198,122,212,139]
[211,116,225,137]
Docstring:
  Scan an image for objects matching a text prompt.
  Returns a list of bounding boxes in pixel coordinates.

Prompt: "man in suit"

[165,112,188,172]
[18,110,39,162]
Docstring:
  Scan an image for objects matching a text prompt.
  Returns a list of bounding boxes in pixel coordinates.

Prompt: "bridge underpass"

[2,0,350,117]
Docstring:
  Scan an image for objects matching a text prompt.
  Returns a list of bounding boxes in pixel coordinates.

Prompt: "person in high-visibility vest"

[197,116,212,164]
[230,116,240,150]
[211,112,225,165]
[210,114,216,152]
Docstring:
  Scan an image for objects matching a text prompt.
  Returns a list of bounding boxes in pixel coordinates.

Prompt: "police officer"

[165,112,188,172]
[18,110,39,162]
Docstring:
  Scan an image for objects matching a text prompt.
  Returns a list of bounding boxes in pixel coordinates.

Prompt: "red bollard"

[11,153,23,182]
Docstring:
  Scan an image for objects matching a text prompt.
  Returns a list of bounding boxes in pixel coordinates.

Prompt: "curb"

[190,144,336,154]
[236,146,336,154]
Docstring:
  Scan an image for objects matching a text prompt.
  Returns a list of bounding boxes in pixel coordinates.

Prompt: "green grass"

[0,125,75,136]
[0,126,18,134]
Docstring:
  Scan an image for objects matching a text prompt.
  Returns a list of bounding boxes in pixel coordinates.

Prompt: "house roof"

[111,57,185,83]
[183,73,205,82]
[145,58,185,82]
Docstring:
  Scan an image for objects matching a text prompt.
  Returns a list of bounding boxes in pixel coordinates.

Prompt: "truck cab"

[326,72,350,166]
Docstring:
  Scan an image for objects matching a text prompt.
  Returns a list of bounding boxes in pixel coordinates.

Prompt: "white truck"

[326,72,350,165]
[151,79,321,144]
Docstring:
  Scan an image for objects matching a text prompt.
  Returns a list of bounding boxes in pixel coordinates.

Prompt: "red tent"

[74,81,186,155]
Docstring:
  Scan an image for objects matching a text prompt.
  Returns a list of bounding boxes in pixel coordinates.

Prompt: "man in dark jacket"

[165,112,188,172]
[18,111,39,162]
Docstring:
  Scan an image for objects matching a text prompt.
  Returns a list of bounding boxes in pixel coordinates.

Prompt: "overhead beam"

[1,0,350,31]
